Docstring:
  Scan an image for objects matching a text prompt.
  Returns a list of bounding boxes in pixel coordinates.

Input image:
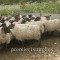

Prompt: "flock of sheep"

[0,14,60,48]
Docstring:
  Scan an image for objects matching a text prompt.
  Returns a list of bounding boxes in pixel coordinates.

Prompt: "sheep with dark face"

[28,14,32,18]
[43,19,60,32]
[9,17,15,24]
[40,15,51,21]
[35,17,41,21]
[22,14,36,22]
[22,15,26,18]
[14,14,20,22]
[21,18,30,24]
[0,19,5,23]
[44,15,51,20]
[42,19,60,36]
[4,16,9,21]
[0,23,13,48]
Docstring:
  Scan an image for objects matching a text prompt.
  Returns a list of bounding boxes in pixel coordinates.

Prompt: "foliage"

[0,0,58,5]
[0,2,60,16]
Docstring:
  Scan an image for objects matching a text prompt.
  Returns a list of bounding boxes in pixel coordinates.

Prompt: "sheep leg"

[35,37,42,47]
[5,43,8,50]
[38,38,42,47]
[0,44,3,50]
[22,41,25,47]
[35,35,42,47]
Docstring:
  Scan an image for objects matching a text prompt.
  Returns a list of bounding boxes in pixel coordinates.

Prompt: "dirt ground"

[0,13,60,60]
[0,36,60,60]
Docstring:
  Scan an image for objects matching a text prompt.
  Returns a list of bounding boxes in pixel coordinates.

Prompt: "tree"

[19,0,26,12]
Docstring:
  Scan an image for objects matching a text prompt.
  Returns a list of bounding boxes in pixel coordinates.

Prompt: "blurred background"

[0,0,60,16]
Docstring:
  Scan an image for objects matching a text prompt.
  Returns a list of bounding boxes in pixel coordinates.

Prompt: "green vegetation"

[0,2,60,16]
[0,0,58,4]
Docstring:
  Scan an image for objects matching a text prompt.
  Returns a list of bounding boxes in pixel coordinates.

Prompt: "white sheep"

[19,21,45,33]
[0,27,13,45]
[10,23,44,45]
[19,15,22,18]
[26,20,41,24]
[4,17,8,21]
[32,15,36,19]
[43,19,60,32]
[25,21,47,36]
[4,21,11,27]
[0,33,13,44]
[30,19,35,22]
[18,18,23,24]
[40,16,47,21]
[9,17,15,21]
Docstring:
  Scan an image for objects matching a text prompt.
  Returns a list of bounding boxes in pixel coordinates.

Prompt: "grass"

[0,5,20,16]
[0,2,60,16]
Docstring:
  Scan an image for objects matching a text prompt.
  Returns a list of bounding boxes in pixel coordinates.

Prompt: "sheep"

[19,15,22,18]
[31,15,36,19]
[1,16,5,20]
[22,15,27,19]
[19,17,30,24]
[0,16,5,23]
[10,23,45,46]
[0,32,12,45]
[9,17,15,22]
[28,14,32,18]
[28,14,36,19]
[29,17,35,22]
[43,19,60,36]
[13,14,21,22]
[12,18,23,24]
[0,24,13,48]
[34,17,41,21]
[22,14,37,22]
[4,21,11,27]
[12,21,19,25]
[12,14,30,24]
[26,20,47,37]
[44,15,51,20]
[25,20,54,38]
[40,16,47,21]
[4,16,9,21]
[40,15,51,21]
[21,18,27,24]
[26,20,46,26]
[25,15,49,22]
[44,19,60,32]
